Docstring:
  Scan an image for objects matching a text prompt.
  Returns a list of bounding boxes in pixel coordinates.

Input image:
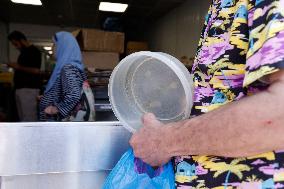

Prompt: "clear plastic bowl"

[109,51,193,133]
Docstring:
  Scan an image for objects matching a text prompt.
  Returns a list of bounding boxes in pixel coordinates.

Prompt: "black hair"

[8,31,27,41]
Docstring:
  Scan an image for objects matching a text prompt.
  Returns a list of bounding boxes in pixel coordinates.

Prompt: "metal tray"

[0,122,131,189]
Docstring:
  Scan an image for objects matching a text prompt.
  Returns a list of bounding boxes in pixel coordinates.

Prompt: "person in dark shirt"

[7,31,41,121]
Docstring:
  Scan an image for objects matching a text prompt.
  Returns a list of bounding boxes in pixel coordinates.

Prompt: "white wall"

[8,23,77,62]
[147,0,211,59]
[0,21,8,63]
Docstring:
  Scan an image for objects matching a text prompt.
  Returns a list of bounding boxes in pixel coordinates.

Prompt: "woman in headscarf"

[39,31,86,121]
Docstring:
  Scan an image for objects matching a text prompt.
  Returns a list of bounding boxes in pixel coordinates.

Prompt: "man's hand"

[44,106,59,115]
[130,113,172,167]
[6,63,40,74]
[6,63,20,70]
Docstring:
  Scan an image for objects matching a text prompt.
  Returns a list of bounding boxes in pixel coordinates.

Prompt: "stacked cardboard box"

[126,41,148,55]
[73,29,125,71]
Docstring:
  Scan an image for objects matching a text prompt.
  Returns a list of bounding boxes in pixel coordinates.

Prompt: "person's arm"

[7,47,41,74]
[170,70,284,157]
[7,63,40,74]
[130,70,284,166]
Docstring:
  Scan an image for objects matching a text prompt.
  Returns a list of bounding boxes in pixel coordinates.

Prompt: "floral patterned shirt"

[175,0,284,188]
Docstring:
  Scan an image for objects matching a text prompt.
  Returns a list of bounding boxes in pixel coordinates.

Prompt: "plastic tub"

[109,51,193,132]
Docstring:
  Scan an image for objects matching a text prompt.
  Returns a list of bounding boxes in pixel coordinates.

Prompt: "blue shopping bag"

[103,149,175,189]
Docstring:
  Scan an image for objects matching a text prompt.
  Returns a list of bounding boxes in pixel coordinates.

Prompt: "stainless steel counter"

[0,122,131,189]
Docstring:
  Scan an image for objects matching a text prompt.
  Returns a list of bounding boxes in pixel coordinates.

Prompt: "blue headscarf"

[45,31,84,93]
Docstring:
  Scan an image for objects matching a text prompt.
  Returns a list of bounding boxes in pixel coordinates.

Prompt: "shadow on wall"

[146,0,211,59]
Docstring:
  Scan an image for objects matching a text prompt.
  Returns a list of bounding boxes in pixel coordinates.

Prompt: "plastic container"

[109,51,193,133]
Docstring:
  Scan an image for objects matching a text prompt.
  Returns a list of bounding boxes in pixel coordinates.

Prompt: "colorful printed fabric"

[175,0,284,188]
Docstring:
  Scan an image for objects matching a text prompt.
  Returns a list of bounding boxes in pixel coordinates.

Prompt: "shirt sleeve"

[54,65,83,118]
[243,0,284,87]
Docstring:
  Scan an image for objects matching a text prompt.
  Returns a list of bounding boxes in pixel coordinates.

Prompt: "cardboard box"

[82,52,119,71]
[73,29,125,53]
[126,41,149,55]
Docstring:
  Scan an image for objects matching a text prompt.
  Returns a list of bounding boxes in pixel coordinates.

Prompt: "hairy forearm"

[167,79,284,157]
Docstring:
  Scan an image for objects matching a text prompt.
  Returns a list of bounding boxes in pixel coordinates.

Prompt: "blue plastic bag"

[103,149,175,189]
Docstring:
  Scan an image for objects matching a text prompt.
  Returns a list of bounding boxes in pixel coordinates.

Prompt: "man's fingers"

[133,149,153,161]
[142,113,162,127]
[131,136,150,159]
[142,113,155,125]
[143,156,161,167]
[129,135,136,147]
